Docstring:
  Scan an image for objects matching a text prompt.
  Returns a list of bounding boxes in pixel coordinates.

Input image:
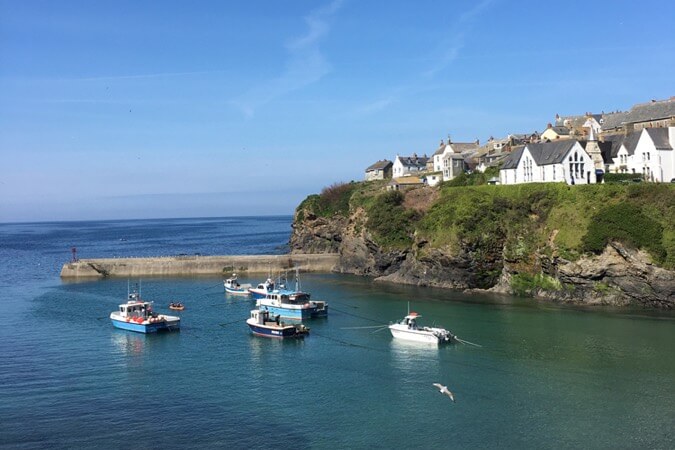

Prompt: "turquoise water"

[1,218,674,449]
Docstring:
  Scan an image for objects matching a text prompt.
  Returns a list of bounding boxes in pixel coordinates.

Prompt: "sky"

[1,0,674,222]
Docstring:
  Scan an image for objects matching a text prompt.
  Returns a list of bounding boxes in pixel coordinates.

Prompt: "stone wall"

[60,254,340,278]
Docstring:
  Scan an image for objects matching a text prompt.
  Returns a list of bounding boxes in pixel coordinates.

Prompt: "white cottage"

[432,140,479,180]
[392,154,429,178]
[499,140,596,185]
[605,128,674,182]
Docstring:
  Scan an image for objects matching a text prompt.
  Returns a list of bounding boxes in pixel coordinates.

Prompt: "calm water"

[0,217,673,449]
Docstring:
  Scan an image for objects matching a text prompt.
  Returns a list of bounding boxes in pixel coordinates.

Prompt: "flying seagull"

[432,383,455,402]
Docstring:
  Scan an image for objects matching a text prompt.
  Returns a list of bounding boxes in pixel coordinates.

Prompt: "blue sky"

[1,0,674,222]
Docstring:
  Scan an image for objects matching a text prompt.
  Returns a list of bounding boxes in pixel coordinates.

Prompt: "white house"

[432,140,479,180]
[392,154,429,178]
[499,140,597,185]
[605,127,674,182]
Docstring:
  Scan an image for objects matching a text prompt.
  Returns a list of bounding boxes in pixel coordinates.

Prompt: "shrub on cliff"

[297,182,358,219]
[366,190,420,249]
[581,203,666,264]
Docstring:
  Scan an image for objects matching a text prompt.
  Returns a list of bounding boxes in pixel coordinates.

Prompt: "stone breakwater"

[60,254,340,278]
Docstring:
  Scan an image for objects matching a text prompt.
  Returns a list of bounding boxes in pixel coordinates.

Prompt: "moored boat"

[256,291,317,320]
[246,309,309,338]
[248,277,276,299]
[255,269,328,319]
[169,302,185,311]
[388,311,454,344]
[110,286,180,333]
[224,273,252,296]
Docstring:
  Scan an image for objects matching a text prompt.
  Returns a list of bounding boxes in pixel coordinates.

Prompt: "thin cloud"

[232,0,343,118]
[423,0,496,78]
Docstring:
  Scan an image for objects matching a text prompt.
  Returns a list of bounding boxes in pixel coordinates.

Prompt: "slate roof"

[432,142,479,156]
[601,98,675,130]
[500,140,579,169]
[645,128,673,150]
[366,159,393,171]
[500,146,525,170]
[526,140,578,165]
[397,155,429,168]
[546,126,571,136]
[451,143,480,154]
[601,134,626,158]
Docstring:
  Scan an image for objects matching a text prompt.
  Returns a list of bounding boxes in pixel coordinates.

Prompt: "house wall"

[441,156,464,181]
[365,169,384,181]
[560,142,596,184]
[433,145,451,172]
[500,142,595,185]
[392,158,406,177]
[609,147,632,174]
[540,129,560,141]
[425,173,442,186]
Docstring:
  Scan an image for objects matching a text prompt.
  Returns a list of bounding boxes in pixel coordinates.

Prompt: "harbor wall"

[60,254,340,279]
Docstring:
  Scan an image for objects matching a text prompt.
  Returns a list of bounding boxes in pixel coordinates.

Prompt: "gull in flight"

[432,383,455,402]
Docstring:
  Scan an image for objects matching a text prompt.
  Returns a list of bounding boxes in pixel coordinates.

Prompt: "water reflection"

[110,330,147,356]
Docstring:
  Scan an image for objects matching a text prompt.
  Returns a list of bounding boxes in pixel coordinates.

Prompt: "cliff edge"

[290,181,675,308]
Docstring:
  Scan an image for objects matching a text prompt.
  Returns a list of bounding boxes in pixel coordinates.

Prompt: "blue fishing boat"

[110,285,180,333]
[246,309,309,338]
[255,269,328,319]
[256,291,317,320]
[224,273,252,296]
[247,277,276,299]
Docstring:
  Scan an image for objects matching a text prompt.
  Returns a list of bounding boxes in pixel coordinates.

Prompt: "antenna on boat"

[407,301,410,315]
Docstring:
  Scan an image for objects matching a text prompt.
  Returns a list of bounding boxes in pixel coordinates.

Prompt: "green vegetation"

[581,202,666,264]
[510,273,562,296]
[441,166,500,187]
[604,173,643,184]
[296,181,359,220]
[298,181,675,269]
[365,190,420,249]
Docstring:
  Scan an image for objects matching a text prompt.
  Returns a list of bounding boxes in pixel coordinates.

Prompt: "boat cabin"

[250,309,278,325]
[400,313,421,330]
[118,301,152,319]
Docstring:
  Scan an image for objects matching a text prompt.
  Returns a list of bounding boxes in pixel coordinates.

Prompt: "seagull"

[432,383,455,402]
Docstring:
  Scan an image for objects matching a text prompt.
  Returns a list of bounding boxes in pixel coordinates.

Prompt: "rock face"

[290,205,675,309]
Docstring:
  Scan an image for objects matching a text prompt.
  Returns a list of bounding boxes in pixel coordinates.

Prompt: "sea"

[0,216,673,449]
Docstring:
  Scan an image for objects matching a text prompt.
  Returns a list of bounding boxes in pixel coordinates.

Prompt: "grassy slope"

[298,182,675,271]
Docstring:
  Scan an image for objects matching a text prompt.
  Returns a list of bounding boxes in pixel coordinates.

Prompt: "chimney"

[547,123,553,129]
[440,139,444,146]
[475,138,479,145]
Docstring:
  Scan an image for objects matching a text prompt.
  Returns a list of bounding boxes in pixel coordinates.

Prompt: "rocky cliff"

[290,182,675,309]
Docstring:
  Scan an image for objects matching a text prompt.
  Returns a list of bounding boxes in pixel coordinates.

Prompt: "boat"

[248,277,277,299]
[255,269,328,320]
[256,291,319,320]
[224,273,252,296]
[110,284,180,333]
[169,302,185,311]
[388,311,454,344]
[246,309,309,338]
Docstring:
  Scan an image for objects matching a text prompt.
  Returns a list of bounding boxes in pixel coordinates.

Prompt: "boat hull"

[257,304,314,320]
[111,318,180,333]
[246,321,307,338]
[248,288,271,300]
[225,287,250,296]
[389,326,442,344]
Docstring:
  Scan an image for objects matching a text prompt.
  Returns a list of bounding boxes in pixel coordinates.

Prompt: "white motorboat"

[388,311,454,344]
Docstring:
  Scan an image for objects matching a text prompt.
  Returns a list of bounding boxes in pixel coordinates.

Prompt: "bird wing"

[432,383,443,390]
[447,391,455,402]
